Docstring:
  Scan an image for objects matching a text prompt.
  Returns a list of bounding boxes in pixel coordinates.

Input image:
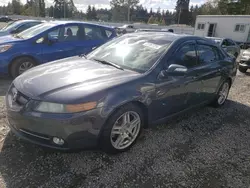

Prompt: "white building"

[194,15,250,43]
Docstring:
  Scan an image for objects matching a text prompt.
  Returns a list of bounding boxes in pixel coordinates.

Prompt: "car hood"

[0,34,23,44]
[14,56,141,103]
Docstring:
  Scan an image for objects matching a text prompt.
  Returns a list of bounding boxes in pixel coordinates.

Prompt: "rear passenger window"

[84,25,107,40]
[174,44,198,68]
[197,44,218,63]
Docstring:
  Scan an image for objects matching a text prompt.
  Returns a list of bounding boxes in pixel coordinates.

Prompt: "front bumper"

[5,88,106,150]
[0,54,11,75]
[239,59,250,69]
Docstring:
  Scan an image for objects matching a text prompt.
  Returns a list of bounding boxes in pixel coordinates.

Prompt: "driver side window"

[170,43,199,69]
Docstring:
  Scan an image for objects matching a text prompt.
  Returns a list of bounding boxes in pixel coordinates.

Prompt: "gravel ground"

[0,71,250,188]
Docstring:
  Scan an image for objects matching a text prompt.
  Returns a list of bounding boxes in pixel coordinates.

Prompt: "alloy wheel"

[19,61,34,75]
[110,111,141,150]
[218,82,229,105]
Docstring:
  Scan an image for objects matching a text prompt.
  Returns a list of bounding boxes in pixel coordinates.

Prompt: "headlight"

[0,44,12,53]
[35,101,97,113]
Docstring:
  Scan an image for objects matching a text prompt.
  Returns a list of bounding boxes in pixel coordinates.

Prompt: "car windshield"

[87,33,173,73]
[0,21,21,31]
[16,23,55,39]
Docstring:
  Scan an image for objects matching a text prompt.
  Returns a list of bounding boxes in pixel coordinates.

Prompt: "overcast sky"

[1,0,206,12]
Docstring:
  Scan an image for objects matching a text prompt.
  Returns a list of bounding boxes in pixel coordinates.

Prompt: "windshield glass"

[0,21,21,31]
[17,23,55,39]
[87,34,173,73]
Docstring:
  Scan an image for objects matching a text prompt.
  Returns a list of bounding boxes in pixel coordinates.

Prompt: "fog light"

[53,137,64,145]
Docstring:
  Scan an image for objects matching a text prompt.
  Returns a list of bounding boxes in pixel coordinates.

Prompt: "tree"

[175,0,190,24]
[149,8,153,15]
[86,5,92,20]
[12,0,21,14]
[91,6,97,20]
[39,0,45,17]
[110,0,139,22]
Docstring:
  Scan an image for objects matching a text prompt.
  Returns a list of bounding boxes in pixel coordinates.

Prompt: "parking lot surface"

[0,72,250,188]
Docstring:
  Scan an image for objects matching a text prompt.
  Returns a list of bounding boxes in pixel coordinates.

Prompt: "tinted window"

[48,28,60,40]
[222,39,229,46]
[17,23,56,39]
[63,25,81,41]
[227,39,235,46]
[174,44,198,68]
[85,25,107,40]
[15,22,40,33]
[197,44,218,63]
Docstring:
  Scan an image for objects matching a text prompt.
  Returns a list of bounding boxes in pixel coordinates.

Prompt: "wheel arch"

[98,100,149,140]
[8,55,40,75]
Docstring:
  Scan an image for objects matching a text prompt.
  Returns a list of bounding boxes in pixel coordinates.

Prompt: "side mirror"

[47,37,58,45]
[167,64,187,75]
[158,64,187,79]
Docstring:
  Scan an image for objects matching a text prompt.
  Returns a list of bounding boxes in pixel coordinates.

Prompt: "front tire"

[10,57,36,78]
[211,80,230,108]
[100,104,144,154]
[239,66,247,73]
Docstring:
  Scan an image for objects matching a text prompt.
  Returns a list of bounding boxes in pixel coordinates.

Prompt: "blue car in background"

[0,20,43,37]
[0,21,117,78]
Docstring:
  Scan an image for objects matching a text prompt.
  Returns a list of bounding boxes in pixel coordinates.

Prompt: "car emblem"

[12,89,18,102]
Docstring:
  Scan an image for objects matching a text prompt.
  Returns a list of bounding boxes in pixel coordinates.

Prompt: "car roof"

[206,37,223,40]
[16,19,43,23]
[48,20,114,29]
[126,32,215,44]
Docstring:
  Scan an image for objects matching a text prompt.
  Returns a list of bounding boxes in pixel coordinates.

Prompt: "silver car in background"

[206,37,241,58]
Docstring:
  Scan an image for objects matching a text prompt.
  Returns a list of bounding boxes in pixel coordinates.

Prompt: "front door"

[194,42,224,102]
[151,41,202,121]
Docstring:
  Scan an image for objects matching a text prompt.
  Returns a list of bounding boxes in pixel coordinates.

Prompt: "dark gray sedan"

[206,37,241,58]
[6,32,237,153]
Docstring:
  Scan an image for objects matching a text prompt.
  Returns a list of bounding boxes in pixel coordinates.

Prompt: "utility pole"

[64,0,66,18]
[177,7,181,25]
[128,5,130,23]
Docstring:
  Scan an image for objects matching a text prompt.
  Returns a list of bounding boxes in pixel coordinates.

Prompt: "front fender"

[100,82,156,120]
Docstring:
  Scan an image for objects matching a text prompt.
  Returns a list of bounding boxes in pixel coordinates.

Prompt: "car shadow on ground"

[0,78,12,97]
[1,100,250,187]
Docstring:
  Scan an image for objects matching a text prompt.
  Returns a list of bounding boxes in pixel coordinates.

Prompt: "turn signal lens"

[65,102,97,113]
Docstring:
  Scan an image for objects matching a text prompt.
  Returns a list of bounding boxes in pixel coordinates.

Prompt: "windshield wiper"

[93,58,124,70]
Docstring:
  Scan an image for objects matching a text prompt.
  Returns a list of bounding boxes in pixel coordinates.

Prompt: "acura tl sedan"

[6,32,237,153]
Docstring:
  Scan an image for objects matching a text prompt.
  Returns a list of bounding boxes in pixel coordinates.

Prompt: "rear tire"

[10,57,36,78]
[100,104,144,154]
[211,80,230,108]
[239,66,247,73]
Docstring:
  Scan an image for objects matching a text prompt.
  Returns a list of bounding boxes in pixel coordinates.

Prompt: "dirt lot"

[0,72,250,188]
